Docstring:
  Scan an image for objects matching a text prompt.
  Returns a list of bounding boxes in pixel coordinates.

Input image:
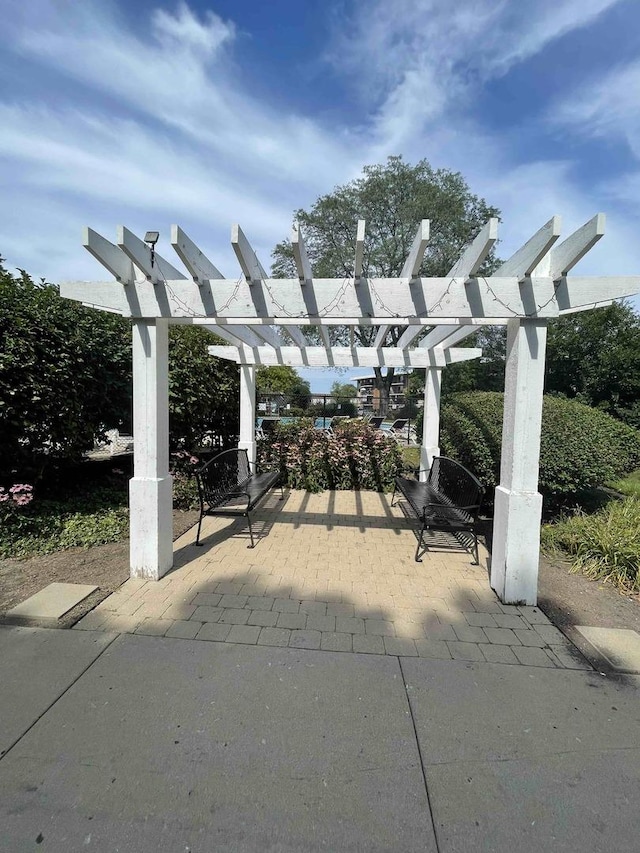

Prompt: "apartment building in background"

[354,371,413,415]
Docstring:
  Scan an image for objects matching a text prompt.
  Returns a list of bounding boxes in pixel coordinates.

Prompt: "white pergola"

[60,213,640,604]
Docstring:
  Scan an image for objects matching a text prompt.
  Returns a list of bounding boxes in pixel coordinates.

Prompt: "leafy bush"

[542,498,640,592]
[440,392,640,502]
[257,419,402,492]
[169,326,239,450]
[0,263,132,482]
[0,483,129,559]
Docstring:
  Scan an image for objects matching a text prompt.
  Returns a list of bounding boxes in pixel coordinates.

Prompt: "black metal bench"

[392,456,485,564]
[194,448,282,547]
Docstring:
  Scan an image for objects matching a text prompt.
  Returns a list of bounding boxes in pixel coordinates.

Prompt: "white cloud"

[549,60,640,156]
[152,2,236,56]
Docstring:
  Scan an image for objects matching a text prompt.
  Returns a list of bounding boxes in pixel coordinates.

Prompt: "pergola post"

[130,319,173,579]
[491,318,547,605]
[420,367,442,481]
[238,364,257,466]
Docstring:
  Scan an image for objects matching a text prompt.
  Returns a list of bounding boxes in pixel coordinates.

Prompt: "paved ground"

[73,490,589,670]
[2,489,639,851]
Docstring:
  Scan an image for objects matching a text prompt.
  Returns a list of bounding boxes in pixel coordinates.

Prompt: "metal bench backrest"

[428,457,485,513]
[196,448,251,510]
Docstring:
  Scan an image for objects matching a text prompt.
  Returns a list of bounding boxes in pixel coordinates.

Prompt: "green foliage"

[439,392,640,502]
[330,381,357,398]
[169,326,239,450]
[0,261,131,481]
[542,498,640,593]
[257,419,402,492]
[545,302,640,428]
[0,483,129,559]
[256,366,311,410]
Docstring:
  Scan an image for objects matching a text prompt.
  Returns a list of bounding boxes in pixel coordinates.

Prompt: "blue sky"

[2,0,640,392]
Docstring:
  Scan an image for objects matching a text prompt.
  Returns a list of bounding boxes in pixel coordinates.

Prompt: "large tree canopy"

[271,156,500,411]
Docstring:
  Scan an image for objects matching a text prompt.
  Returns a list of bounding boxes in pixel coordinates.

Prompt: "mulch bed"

[0,510,199,628]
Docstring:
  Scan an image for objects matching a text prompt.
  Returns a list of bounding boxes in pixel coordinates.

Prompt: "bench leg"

[279,483,285,500]
[415,520,426,562]
[195,511,204,546]
[246,511,256,548]
[472,531,480,565]
[391,482,398,507]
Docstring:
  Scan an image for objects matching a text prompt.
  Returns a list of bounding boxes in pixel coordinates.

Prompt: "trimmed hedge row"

[257,419,403,492]
[440,392,640,500]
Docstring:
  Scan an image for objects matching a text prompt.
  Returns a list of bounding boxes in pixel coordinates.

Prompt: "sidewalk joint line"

[398,656,442,853]
[0,630,119,766]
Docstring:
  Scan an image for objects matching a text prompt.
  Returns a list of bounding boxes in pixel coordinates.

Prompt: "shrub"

[439,392,640,502]
[0,264,132,482]
[542,498,640,593]
[257,419,403,492]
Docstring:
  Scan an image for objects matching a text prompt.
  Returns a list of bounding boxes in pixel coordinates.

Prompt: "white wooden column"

[491,318,547,604]
[420,367,442,481]
[238,364,257,466]
[129,319,173,580]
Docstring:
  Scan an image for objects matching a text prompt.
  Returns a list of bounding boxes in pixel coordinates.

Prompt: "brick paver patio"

[75,490,589,668]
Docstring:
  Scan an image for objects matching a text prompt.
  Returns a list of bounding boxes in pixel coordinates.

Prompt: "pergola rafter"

[61,212,640,607]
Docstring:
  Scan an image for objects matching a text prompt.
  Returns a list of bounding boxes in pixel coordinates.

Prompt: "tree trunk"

[373,367,395,417]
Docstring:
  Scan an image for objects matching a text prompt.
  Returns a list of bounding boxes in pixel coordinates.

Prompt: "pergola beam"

[84,228,135,284]
[63,274,640,320]
[548,213,605,279]
[401,220,430,278]
[373,325,391,348]
[207,345,482,368]
[291,222,313,283]
[495,216,561,278]
[117,226,185,283]
[354,220,365,279]
[231,224,267,282]
[447,218,498,278]
[171,225,224,282]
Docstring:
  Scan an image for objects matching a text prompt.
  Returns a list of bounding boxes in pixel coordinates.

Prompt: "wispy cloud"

[0,0,636,290]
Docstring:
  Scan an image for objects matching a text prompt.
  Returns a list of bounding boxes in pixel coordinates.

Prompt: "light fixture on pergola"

[61,212,639,605]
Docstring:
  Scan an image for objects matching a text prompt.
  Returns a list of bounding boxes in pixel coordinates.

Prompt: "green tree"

[0,260,131,482]
[169,326,239,450]
[256,365,311,412]
[545,302,640,428]
[272,155,500,414]
[330,381,357,399]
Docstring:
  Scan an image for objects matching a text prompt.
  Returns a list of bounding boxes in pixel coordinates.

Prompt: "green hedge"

[440,392,640,500]
[257,419,403,492]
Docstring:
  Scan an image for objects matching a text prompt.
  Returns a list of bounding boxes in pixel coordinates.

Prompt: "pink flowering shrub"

[257,420,402,492]
[0,483,34,512]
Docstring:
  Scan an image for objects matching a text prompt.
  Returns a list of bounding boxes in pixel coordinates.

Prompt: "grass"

[542,496,640,593]
[400,445,420,471]
[607,469,640,498]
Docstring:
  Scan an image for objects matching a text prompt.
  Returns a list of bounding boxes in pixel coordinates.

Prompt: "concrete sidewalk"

[1,624,638,852]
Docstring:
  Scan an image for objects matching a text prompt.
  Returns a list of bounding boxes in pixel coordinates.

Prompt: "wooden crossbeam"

[548,214,605,279]
[291,222,313,283]
[419,325,477,350]
[117,226,185,283]
[354,220,365,279]
[495,216,561,278]
[231,224,267,282]
[206,325,263,347]
[171,225,223,282]
[446,218,498,278]
[373,325,391,348]
[84,228,135,284]
[401,220,430,278]
[61,275,640,320]
[207,345,483,368]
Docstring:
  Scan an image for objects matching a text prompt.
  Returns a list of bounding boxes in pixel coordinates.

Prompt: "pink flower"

[0,489,8,503]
